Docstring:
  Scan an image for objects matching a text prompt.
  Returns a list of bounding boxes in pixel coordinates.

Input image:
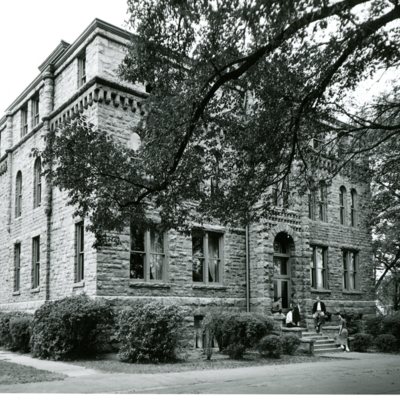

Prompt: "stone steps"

[301,329,343,354]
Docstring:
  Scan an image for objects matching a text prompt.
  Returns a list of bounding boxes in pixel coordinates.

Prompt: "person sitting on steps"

[312,296,326,333]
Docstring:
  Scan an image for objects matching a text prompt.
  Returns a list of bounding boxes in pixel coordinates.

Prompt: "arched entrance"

[273,232,294,311]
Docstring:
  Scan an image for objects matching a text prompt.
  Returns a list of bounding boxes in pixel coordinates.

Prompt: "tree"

[40,0,400,243]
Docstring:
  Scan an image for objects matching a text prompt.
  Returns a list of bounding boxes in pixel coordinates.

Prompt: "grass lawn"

[70,350,337,374]
[0,360,64,385]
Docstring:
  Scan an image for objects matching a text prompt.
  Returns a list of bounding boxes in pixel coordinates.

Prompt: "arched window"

[350,189,357,227]
[15,171,22,218]
[33,158,42,208]
[339,186,347,225]
[318,181,328,222]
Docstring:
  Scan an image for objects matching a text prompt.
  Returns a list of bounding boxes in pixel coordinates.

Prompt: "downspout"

[246,225,250,312]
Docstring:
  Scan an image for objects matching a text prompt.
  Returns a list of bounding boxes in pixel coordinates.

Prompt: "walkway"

[0,350,400,394]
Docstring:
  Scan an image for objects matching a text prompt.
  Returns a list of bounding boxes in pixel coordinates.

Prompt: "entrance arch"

[273,232,294,311]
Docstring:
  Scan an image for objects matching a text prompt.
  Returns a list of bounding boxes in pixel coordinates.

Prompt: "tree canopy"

[41,0,400,244]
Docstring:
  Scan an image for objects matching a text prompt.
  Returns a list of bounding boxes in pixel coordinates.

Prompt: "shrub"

[382,312,400,342]
[352,333,373,352]
[0,312,32,352]
[226,344,246,359]
[0,312,13,348]
[374,334,398,353]
[344,313,363,335]
[31,294,114,360]
[365,316,384,337]
[117,303,183,363]
[205,310,274,358]
[281,334,301,355]
[257,335,282,359]
[9,316,32,353]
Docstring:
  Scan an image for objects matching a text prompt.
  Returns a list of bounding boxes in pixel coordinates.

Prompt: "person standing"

[293,302,301,326]
[337,313,350,352]
[312,296,326,333]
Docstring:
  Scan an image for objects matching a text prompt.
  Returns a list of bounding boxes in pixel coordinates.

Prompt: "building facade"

[0,20,376,341]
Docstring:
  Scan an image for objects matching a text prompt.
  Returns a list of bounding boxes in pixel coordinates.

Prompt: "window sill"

[30,287,40,294]
[129,281,170,289]
[342,290,363,295]
[73,281,85,289]
[12,291,20,296]
[311,288,331,294]
[192,284,227,290]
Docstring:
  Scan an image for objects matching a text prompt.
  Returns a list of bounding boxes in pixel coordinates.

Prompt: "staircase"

[301,330,343,354]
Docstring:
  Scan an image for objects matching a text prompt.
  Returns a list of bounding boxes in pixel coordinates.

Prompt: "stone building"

[0,19,375,343]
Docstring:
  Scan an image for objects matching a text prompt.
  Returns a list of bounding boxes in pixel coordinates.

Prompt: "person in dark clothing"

[293,303,301,326]
[312,296,326,333]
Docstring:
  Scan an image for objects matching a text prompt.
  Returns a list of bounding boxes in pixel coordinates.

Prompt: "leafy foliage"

[117,303,183,363]
[382,311,400,341]
[257,334,282,359]
[374,334,398,352]
[30,294,114,360]
[37,1,400,243]
[281,334,301,355]
[9,316,32,353]
[204,310,274,358]
[352,333,374,352]
[365,316,385,337]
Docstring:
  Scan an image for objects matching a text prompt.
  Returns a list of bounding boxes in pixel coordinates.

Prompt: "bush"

[374,334,398,353]
[226,344,246,359]
[31,294,114,360]
[281,334,301,355]
[344,313,363,335]
[117,303,183,363]
[257,335,282,358]
[382,312,400,342]
[0,312,32,352]
[352,333,373,352]
[9,316,32,353]
[205,311,274,358]
[365,316,384,337]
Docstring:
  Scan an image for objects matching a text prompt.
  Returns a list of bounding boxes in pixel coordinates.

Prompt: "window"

[308,189,317,220]
[77,51,86,87]
[342,249,358,290]
[192,230,223,284]
[31,94,40,127]
[32,236,40,289]
[318,181,328,222]
[33,158,42,208]
[14,243,21,292]
[339,186,347,225]
[21,104,28,136]
[273,176,290,208]
[311,246,328,289]
[350,189,357,227]
[75,222,84,282]
[130,226,166,281]
[15,171,22,218]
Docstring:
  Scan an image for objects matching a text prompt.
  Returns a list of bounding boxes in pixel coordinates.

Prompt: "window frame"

[14,243,21,292]
[130,226,167,282]
[310,245,329,290]
[192,230,224,285]
[32,236,40,289]
[342,249,358,291]
[318,181,328,222]
[350,189,357,227]
[33,158,42,208]
[21,104,28,137]
[75,222,85,283]
[77,50,87,87]
[31,94,40,127]
[273,176,290,209]
[339,186,347,225]
[15,171,22,218]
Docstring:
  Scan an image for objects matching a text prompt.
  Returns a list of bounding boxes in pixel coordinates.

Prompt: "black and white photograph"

[0,0,400,395]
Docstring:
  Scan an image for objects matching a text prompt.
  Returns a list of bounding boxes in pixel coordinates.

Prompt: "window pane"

[150,254,163,280]
[192,233,204,257]
[208,234,220,259]
[192,258,204,282]
[130,252,144,279]
[316,247,324,289]
[281,281,288,309]
[131,226,145,252]
[150,230,163,254]
[208,258,220,283]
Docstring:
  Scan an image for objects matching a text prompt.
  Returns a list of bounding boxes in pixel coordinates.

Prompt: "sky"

[0,1,398,116]
[0,0,129,114]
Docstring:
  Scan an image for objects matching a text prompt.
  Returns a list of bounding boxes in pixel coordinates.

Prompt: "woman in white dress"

[337,313,350,352]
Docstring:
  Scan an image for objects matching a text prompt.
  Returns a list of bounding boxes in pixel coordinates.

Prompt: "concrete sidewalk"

[0,350,97,377]
[1,350,400,393]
